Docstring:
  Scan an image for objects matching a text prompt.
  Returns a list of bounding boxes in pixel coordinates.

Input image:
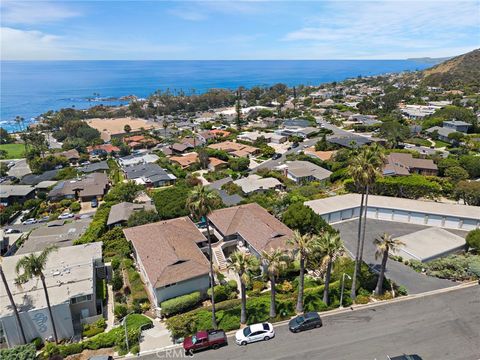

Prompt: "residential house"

[278,160,332,184]
[124,135,157,149]
[124,163,176,187]
[208,157,227,172]
[384,153,438,176]
[118,153,160,167]
[207,203,294,262]
[233,174,282,195]
[443,120,471,133]
[170,153,199,169]
[48,173,109,202]
[238,131,287,144]
[0,185,35,206]
[304,147,337,161]
[426,120,471,143]
[207,177,243,206]
[327,134,372,148]
[123,217,211,305]
[78,161,110,174]
[20,169,59,186]
[55,149,80,164]
[87,144,120,156]
[208,141,260,158]
[107,201,157,227]
[0,243,104,347]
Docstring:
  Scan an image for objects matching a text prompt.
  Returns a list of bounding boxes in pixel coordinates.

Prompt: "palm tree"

[186,185,222,329]
[312,232,344,306]
[227,251,259,325]
[261,248,289,318]
[0,258,27,344]
[349,144,385,300]
[15,246,59,344]
[287,230,315,313]
[373,233,404,296]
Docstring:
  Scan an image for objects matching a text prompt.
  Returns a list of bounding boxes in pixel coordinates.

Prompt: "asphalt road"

[140,285,480,360]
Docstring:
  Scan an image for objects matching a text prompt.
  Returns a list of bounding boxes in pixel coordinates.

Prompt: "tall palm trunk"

[322,260,333,306]
[350,191,365,300]
[296,257,305,313]
[1,266,27,344]
[359,185,370,265]
[205,222,217,329]
[269,275,276,318]
[375,248,389,296]
[41,273,58,344]
[240,276,247,325]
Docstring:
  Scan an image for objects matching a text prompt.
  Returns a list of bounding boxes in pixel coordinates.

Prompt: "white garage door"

[329,211,341,223]
[341,209,354,220]
[393,210,409,222]
[444,217,460,229]
[462,219,478,231]
[427,214,443,226]
[410,212,425,225]
[366,207,377,219]
[353,207,361,217]
[377,208,393,220]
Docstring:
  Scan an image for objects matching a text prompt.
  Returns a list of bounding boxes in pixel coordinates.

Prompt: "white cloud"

[0,27,74,60]
[1,0,79,25]
[282,0,480,58]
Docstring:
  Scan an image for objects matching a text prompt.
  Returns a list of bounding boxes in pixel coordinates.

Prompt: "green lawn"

[0,143,25,159]
[434,140,450,148]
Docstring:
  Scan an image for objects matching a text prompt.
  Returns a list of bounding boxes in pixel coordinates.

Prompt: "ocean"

[0,60,433,132]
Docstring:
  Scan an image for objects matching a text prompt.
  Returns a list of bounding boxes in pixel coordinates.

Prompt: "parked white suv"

[235,322,274,345]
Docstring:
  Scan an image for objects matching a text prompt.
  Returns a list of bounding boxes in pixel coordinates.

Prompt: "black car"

[291,142,299,148]
[289,312,322,333]
[272,153,282,160]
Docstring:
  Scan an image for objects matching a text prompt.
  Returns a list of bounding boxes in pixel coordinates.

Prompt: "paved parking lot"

[16,217,93,254]
[332,219,467,294]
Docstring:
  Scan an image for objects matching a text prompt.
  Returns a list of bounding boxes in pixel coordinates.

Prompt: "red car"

[183,329,227,355]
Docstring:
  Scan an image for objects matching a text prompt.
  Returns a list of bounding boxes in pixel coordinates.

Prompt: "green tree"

[0,127,14,144]
[454,181,480,206]
[373,233,404,296]
[261,248,289,318]
[314,133,329,151]
[348,144,385,300]
[0,258,27,344]
[437,157,460,176]
[104,181,143,203]
[288,230,315,313]
[198,149,209,169]
[312,232,344,305]
[235,90,242,131]
[282,202,332,235]
[445,166,469,183]
[466,229,480,253]
[228,157,250,172]
[459,155,480,178]
[124,124,132,133]
[379,121,409,148]
[186,185,222,329]
[227,251,259,325]
[15,246,59,343]
[447,131,465,144]
[127,210,160,227]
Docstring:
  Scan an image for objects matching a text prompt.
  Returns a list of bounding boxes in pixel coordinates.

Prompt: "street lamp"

[339,273,352,309]
[121,311,135,354]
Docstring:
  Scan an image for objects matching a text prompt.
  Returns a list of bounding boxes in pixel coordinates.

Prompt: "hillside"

[422,48,480,89]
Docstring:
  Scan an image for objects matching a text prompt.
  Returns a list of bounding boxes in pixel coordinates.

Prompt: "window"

[71,294,92,304]
[164,282,177,288]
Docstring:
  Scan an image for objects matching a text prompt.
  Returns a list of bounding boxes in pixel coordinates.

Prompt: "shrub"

[59,342,83,357]
[161,291,203,317]
[32,336,43,350]
[355,295,370,304]
[60,198,72,208]
[466,229,480,252]
[0,344,36,360]
[69,201,81,212]
[75,204,111,244]
[207,284,232,302]
[114,303,128,319]
[111,256,121,270]
[227,279,238,292]
[112,270,123,291]
[397,285,408,296]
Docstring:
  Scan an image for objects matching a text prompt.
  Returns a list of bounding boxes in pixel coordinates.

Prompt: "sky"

[1,0,479,60]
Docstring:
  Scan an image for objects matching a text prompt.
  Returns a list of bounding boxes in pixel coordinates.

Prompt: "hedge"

[74,204,111,244]
[344,174,442,199]
[41,314,152,358]
[0,344,36,360]
[207,284,238,302]
[161,291,203,317]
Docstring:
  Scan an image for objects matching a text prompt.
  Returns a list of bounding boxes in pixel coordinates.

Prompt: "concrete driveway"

[139,319,174,354]
[332,219,463,294]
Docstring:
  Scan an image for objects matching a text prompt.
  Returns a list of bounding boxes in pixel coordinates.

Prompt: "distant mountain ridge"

[422,48,480,89]
[407,56,451,64]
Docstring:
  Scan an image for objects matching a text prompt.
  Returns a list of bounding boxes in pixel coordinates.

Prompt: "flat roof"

[0,185,35,198]
[306,194,480,220]
[0,242,102,317]
[395,227,466,262]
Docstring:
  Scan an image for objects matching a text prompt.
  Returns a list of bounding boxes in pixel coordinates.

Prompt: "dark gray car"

[289,312,322,333]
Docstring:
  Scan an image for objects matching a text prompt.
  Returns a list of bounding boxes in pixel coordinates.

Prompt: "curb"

[115,281,478,358]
